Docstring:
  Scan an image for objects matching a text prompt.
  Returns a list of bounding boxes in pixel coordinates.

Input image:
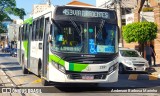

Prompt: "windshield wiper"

[96,19,105,38]
[69,18,81,36]
[69,18,86,52]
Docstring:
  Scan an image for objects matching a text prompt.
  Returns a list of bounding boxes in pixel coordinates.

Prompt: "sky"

[12,0,96,19]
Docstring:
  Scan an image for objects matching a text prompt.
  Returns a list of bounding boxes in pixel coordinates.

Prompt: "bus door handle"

[39,43,43,49]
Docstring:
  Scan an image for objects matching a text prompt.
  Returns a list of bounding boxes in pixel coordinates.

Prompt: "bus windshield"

[51,20,118,54]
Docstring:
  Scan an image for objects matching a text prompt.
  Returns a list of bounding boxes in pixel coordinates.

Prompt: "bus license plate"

[82,75,94,80]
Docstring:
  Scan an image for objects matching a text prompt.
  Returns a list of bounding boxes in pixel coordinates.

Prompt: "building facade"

[7,19,23,48]
[32,4,51,15]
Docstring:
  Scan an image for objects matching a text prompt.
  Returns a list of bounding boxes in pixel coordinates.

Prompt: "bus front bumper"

[48,63,118,83]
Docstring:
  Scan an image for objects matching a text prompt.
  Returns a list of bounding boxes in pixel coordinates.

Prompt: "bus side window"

[18,27,20,41]
[36,19,40,41]
[32,21,36,41]
[39,18,44,41]
[23,25,26,40]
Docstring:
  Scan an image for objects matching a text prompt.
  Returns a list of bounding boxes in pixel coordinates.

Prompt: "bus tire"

[22,55,28,74]
[38,59,42,77]
[41,77,49,86]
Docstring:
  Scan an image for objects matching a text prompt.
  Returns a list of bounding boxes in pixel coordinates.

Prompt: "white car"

[118,48,149,73]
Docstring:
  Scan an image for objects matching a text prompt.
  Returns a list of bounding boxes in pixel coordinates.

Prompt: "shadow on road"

[0,53,10,57]
[1,62,19,66]
[40,84,155,93]
[2,66,22,71]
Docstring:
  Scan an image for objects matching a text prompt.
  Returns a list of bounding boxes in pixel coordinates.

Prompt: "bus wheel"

[38,60,42,77]
[22,56,28,74]
[41,77,49,86]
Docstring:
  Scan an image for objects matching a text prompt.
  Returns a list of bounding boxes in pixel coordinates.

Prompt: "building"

[67,0,93,6]
[96,0,138,8]
[32,4,51,15]
[96,0,138,25]
[7,19,23,48]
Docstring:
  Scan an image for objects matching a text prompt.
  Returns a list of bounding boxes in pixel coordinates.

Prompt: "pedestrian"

[144,42,154,68]
[150,44,156,66]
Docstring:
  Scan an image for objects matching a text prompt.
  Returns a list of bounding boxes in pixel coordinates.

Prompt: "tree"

[122,22,157,56]
[0,0,26,19]
[0,0,26,33]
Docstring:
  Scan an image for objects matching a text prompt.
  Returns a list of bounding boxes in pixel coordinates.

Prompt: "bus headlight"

[52,61,58,69]
[59,65,65,73]
[108,63,118,74]
[52,61,66,73]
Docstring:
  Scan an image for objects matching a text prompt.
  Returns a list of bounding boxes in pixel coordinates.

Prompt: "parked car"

[118,48,149,73]
[2,47,12,53]
[10,48,17,57]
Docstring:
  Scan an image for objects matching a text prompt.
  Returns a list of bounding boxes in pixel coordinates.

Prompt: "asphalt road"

[0,52,160,96]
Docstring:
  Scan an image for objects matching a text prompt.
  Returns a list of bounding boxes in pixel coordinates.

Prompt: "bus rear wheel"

[22,65,28,74]
[41,77,49,86]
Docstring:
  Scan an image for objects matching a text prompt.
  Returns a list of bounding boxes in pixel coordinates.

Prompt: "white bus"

[17,5,119,86]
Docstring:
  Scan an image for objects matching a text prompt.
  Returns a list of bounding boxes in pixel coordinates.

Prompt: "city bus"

[17,5,119,86]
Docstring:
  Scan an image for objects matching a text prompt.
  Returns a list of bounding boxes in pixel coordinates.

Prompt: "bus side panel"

[30,41,43,75]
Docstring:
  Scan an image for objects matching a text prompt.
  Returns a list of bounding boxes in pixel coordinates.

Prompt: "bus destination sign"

[62,9,110,19]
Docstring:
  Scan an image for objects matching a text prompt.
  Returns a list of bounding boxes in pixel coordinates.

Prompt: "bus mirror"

[48,35,52,44]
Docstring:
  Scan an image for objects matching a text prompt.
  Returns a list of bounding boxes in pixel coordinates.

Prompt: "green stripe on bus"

[69,63,74,71]
[23,41,28,58]
[49,55,65,66]
[69,63,88,72]
[24,17,33,24]
[49,54,89,72]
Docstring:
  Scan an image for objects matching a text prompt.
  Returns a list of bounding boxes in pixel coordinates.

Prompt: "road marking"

[149,74,158,80]
[31,79,42,84]
[128,74,138,80]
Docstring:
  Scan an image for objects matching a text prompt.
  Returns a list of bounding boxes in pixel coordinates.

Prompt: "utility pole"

[116,0,123,47]
[47,0,51,5]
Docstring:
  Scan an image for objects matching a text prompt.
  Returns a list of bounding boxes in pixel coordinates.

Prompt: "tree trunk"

[139,42,145,57]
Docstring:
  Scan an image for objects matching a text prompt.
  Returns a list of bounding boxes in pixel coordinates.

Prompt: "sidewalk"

[149,64,160,78]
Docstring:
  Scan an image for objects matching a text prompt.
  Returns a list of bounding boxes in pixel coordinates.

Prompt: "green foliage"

[0,0,16,11]
[0,13,11,21]
[0,0,26,21]
[0,0,26,33]
[13,8,26,19]
[122,22,157,43]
